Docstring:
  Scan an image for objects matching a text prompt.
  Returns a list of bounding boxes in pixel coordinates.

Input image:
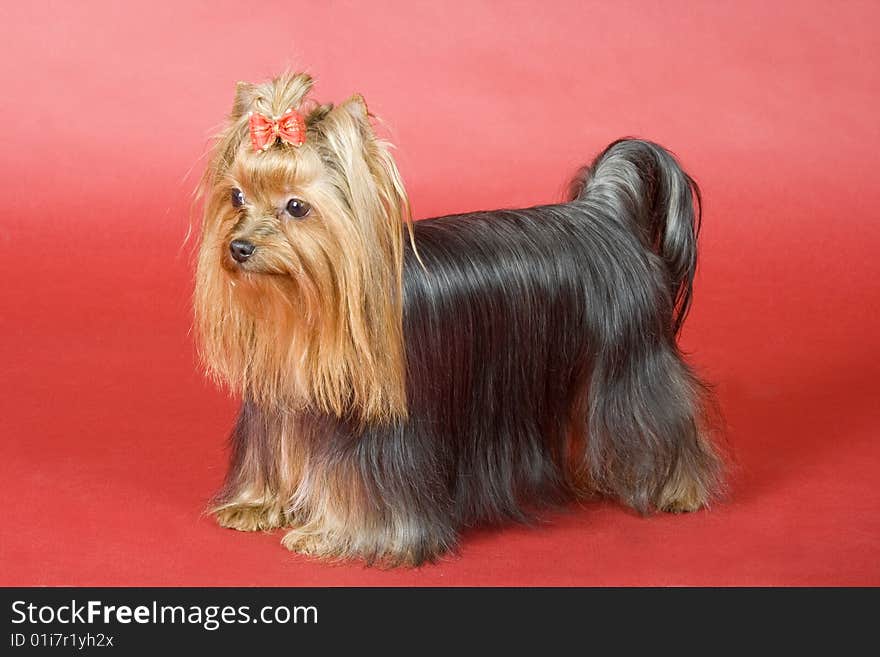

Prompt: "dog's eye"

[285,198,311,218]
[230,188,245,208]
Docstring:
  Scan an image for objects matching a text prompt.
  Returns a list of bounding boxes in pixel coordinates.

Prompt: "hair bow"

[248,108,306,152]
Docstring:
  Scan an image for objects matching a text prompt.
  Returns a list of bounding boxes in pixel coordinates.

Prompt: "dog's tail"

[567,138,701,335]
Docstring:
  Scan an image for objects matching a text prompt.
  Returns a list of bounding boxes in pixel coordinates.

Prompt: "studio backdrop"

[0,1,878,585]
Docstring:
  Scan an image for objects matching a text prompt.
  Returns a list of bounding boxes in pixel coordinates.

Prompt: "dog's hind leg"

[568,139,724,513]
[586,341,723,514]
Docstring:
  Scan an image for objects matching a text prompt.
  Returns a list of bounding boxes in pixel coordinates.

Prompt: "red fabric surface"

[1,1,878,586]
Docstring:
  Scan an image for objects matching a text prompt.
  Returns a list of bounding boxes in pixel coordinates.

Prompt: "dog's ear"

[330,94,383,146]
[324,93,410,285]
[231,81,256,120]
[322,94,409,248]
[339,93,369,120]
[307,95,410,424]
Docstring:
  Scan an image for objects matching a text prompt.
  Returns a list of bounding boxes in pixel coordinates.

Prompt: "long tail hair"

[568,138,701,335]
[567,139,722,512]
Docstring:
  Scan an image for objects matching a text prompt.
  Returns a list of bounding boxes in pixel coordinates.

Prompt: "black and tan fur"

[194,72,723,566]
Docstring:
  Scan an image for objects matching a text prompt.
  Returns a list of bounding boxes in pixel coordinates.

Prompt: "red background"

[2,1,878,586]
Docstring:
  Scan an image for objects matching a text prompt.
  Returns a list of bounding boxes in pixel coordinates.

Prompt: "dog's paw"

[213,504,286,532]
[656,479,710,514]
[281,529,343,560]
[281,528,445,567]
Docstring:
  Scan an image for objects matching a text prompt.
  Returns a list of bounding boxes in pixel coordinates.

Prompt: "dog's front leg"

[210,400,293,531]
[279,432,457,566]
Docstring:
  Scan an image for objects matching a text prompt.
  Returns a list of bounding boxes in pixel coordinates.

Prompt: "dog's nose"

[229,239,256,263]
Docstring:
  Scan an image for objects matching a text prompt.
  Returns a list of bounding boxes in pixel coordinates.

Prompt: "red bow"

[248,108,306,152]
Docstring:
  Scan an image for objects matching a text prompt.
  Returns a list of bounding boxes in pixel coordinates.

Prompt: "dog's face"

[211,102,386,285]
[194,73,410,422]
[219,144,333,277]
[203,86,396,293]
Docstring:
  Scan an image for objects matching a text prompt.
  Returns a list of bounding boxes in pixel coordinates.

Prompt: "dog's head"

[194,72,409,423]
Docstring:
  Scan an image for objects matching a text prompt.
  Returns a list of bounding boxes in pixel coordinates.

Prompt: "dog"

[194,72,723,566]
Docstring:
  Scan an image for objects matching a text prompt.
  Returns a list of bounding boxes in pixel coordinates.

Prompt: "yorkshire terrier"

[194,72,723,566]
